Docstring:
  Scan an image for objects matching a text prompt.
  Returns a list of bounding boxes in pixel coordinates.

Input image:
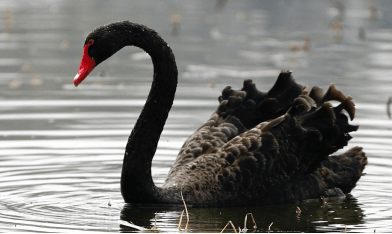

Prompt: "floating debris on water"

[358,27,366,41]
[31,74,42,91]
[291,37,311,53]
[171,13,181,37]
[60,40,69,50]
[369,6,378,21]
[22,63,32,73]
[9,79,20,90]
[5,8,14,34]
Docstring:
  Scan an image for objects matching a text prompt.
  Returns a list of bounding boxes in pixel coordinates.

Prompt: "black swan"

[74,21,367,207]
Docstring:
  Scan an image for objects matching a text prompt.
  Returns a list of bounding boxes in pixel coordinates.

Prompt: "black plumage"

[74,21,367,207]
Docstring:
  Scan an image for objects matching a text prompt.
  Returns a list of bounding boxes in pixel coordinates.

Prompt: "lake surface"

[1,0,392,232]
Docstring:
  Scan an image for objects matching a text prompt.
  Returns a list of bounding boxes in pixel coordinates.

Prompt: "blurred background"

[1,0,392,232]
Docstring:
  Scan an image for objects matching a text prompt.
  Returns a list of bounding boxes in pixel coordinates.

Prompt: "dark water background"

[1,0,392,232]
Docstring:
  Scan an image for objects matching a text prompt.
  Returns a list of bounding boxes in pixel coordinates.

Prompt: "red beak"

[74,43,96,87]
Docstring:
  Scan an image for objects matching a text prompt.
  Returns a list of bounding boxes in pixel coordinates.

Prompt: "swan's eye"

[88,39,94,46]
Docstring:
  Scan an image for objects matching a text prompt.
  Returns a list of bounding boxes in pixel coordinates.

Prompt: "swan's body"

[74,21,367,207]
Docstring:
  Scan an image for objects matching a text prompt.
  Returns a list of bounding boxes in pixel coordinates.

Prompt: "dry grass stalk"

[119,220,148,231]
[344,226,347,233]
[243,213,257,230]
[296,206,301,219]
[268,222,273,233]
[320,196,327,207]
[153,212,157,230]
[178,210,185,232]
[220,221,237,233]
[178,192,189,232]
[296,206,302,221]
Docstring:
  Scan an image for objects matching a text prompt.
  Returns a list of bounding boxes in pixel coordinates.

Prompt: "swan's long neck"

[119,24,178,203]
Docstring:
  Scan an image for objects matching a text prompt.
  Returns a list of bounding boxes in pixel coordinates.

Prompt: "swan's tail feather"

[318,146,367,193]
[269,147,367,203]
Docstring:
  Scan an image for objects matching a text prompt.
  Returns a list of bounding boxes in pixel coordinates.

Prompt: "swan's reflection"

[120,195,364,232]
[120,204,184,232]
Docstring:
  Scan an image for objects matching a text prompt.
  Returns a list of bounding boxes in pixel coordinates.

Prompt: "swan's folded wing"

[164,72,304,180]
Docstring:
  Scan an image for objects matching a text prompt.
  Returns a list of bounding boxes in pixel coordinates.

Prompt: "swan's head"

[74,22,128,87]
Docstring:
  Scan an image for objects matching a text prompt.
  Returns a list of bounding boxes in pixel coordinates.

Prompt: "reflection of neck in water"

[120,195,365,232]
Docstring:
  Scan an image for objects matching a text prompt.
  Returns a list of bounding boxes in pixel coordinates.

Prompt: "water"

[1,0,392,232]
